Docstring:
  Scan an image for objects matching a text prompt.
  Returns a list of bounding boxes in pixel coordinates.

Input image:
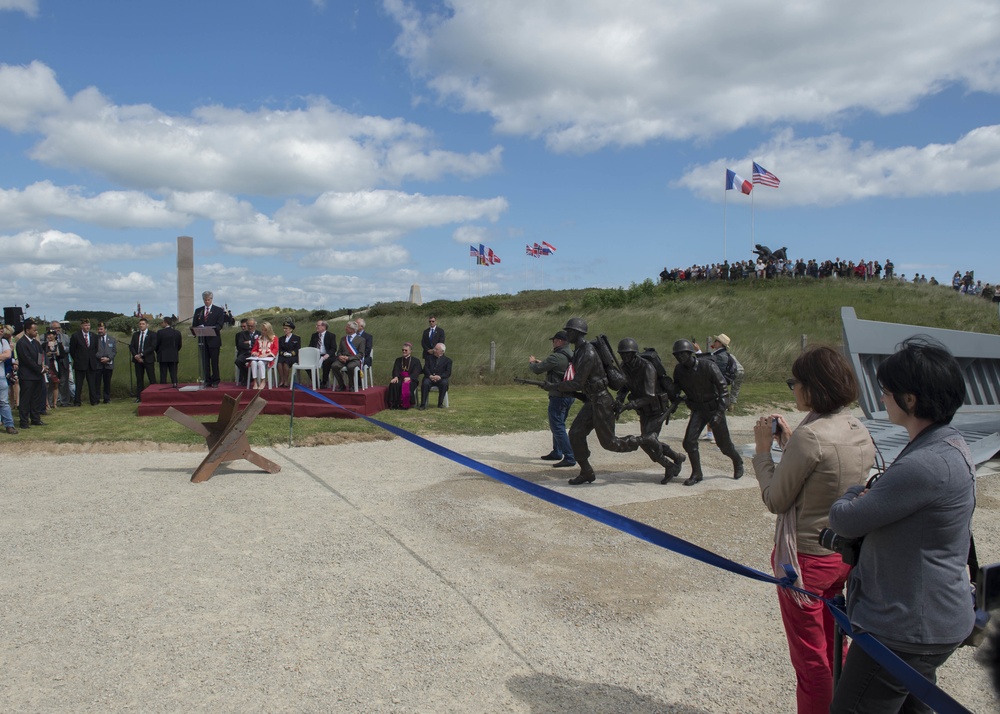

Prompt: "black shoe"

[419,405,426,411]
[540,452,561,461]
[661,463,681,485]
[72,402,81,407]
[31,420,47,426]
[553,459,577,468]
[568,472,596,485]
[437,404,445,408]
[733,461,745,480]
[104,400,111,404]
[19,423,30,430]
[683,474,703,486]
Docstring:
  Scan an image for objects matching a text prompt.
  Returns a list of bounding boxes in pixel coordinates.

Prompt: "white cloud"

[23,79,503,195]
[387,0,1000,151]
[677,125,1000,205]
[105,271,157,292]
[0,62,67,131]
[2,229,95,263]
[213,189,507,254]
[0,181,190,230]
[303,245,411,269]
[0,0,38,18]
[452,224,489,244]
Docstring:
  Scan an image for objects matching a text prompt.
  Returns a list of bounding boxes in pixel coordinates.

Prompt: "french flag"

[725,169,753,195]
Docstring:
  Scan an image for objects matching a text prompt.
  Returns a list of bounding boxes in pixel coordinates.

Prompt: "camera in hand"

[818,527,863,566]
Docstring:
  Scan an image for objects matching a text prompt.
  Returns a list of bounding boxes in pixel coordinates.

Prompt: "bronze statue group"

[532,317,744,487]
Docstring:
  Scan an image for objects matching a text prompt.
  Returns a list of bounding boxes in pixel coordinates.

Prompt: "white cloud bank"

[387,0,1000,151]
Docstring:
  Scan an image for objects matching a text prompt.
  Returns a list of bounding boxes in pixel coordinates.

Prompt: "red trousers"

[772,549,851,714]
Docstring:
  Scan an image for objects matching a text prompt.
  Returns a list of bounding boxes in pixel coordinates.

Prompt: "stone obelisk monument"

[177,236,194,321]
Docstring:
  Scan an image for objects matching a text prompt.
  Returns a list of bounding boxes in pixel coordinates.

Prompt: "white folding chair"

[291,347,320,390]
[427,384,449,408]
[363,348,374,388]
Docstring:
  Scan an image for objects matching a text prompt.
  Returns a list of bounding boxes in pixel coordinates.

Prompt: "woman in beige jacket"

[752,346,875,714]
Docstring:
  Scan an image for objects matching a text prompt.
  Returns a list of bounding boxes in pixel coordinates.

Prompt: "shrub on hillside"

[107,316,141,334]
[65,310,121,324]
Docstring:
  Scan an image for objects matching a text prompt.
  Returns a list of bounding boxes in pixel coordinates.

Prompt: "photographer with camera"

[828,338,975,713]
[752,345,875,714]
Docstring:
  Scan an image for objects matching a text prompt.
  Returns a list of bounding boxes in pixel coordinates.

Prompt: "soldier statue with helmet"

[671,338,745,485]
[614,338,686,484]
[545,317,623,485]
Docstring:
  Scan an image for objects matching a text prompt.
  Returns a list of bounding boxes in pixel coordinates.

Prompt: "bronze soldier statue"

[671,339,745,486]
[614,338,686,484]
[545,317,621,485]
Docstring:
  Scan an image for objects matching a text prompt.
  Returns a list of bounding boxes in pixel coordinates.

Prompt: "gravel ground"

[0,412,997,713]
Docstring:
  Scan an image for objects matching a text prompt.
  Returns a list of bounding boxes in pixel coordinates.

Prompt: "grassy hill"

[14,277,998,445]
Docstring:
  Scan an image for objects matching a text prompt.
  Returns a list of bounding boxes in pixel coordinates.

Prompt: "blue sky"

[2,0,999,319]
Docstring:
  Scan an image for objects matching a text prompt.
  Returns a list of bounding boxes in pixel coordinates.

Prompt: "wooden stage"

[136,382,387,418]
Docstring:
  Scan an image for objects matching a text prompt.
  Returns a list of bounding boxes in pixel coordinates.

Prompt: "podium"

[185,325,219,391]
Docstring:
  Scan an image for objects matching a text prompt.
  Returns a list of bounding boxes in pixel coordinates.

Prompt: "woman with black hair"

[829,337,976,713]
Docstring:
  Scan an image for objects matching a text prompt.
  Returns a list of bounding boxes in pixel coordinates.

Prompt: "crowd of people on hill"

[659,256,999,301]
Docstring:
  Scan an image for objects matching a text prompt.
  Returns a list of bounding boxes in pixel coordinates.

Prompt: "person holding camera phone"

[752,345,875,714]
[828,338,975,713]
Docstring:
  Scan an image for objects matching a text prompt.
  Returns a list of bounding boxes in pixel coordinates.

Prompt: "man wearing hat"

[707,333,744,411]
[528,330,575,468]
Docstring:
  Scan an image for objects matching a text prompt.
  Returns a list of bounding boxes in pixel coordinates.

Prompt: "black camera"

[818,527,863,566]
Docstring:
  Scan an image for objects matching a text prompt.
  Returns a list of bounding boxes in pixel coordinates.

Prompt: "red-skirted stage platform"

[136,383,387,418]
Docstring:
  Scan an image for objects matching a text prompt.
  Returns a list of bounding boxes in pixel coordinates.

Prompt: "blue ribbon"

[291,384,972,714]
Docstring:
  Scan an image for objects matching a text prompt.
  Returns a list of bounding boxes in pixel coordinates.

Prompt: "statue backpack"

[639,347,677,399]
[591,334,627,391]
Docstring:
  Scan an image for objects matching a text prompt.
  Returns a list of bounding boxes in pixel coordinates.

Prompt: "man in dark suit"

[420,342,452,409]
[192,290,226,387]
[130,317,157,400]
[156,316,182,386]
[308,320,337,389]
[420,315,444,358]
[95,321,117,403]
[330,320,363,391]
[69,318,100,406]
[16,319,47,427]
[356,318,374,368]
[234,318,259,387]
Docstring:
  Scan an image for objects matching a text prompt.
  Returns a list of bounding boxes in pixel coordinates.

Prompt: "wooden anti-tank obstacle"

[165,393,281,483]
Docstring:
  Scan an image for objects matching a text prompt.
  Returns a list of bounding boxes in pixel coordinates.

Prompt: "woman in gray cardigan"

[829,337,975,713]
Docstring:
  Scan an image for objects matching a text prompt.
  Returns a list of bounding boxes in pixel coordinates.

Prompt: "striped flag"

[752,162,781,188]
[725,169,753,195]
[469,245,478,257]
[541,241,556,252]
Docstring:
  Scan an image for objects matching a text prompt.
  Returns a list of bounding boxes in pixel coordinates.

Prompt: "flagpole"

[751,185,755,256]
[724,187,728,263]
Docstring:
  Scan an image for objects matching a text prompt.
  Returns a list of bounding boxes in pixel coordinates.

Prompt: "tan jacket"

[753,409,875,556]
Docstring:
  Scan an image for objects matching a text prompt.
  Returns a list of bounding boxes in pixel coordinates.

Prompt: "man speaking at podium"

[192,290,226,387]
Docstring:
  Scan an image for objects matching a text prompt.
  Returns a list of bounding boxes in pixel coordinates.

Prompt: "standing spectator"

[419,342,452,409]
[43,329,65,410]
[829,338,975,713]
[528,330,576,467]
[155,317,182,387]
[16,319,46,427]
[192,290,225,387]
[275,319,300,388]
[95,321,116,403]
[130,317,157,401]
[752,346,875,714]
[356,318,374,368]
[49,320,72,406]
[707,333,745,410]
[308,320,336,389]
[69,318,99,406]
[0,330,17,434]
[421,315,444,358]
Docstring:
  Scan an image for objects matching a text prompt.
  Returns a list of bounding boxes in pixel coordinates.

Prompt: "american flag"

[469,245,478,257]
[752,162,781,188]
